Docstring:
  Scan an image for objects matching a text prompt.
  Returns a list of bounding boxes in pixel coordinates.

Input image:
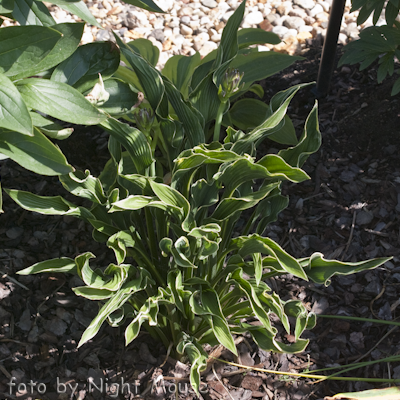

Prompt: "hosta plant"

[5,1,390,393]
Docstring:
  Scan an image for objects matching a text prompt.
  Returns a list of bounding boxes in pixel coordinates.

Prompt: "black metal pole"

[313,0,346,98]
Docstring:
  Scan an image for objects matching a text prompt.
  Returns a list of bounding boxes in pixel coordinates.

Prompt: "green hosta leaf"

[256,193,289,234]
[79,268,152,347]
[110,195,157,211]
[5,189,93,220]
[16,79,106,125]
[171,236,196,268]
[190,289,237,355]
[214,0,246,68]
[163,78,205,147]
[267,115,297,145]
[0,25,61,77]
[114,33,164,112]
[0,127,73,175]
[73,287,114,300]
[227,98,269,131]
[18,257,76,275]
[150,180,189,217]
[59,170,107,205]
[121,0,164,13]
[249,324,309,353]
[0,73,32,136]
[13,0,55,26]
[107,230,136,265]
[190,179,219,213]
[177,335,208,395]
[229,52,302,93]
[100,118,153,174]
[167,269,192,317]
[30,112,73,140]
[162,52,201,98]
[230,234,308,280]
[125,295,162,344]
[303,253,392,286]
[81,262,128,291]
[238,28,280,48]
[127,38,159,67]
[52,41,120,93]
[11,23,85,80]
[257,154,310,182]
[247,83,264,98]
[284,300,315,340]
[227,268,276,333]
[51,0,101,28]
[209,182,279,221]
[279,101,321,167]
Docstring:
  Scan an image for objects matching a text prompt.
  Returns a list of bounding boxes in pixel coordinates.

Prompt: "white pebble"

[199,41,218,56]
[244,11,264,25]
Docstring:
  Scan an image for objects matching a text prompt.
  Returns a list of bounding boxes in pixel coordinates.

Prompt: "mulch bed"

[1,44,400,400]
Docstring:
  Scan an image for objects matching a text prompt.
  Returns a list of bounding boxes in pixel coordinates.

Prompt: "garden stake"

[313,0,346,98]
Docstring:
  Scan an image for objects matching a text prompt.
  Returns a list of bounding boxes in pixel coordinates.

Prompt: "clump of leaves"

[340,0,400,95]
[4,0,390,393]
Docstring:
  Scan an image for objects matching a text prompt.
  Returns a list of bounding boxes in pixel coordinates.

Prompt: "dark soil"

[1,44,400,400]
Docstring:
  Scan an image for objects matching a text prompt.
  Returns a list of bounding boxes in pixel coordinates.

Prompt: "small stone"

[356,210,374,225]
[6,227,23,239]
[199,40,218,56]
[276,1,292,15]
[222,10,235,22]
[44,317,68,336]
[244,11,264,25]
[148,28,165,42]
[180,24,193,35]
[193,32,210,50]
[283,16,305,30]
[294,0,315,9]
[201,0,217,7]
[272,25,289,37]
[162,38,172,51]
[259,19,273,31]
[310,4,324,17]
[17,309,32,332]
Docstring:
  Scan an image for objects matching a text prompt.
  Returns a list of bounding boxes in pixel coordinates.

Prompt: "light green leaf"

[229,52,302,93]
[13,0,55,26]
[5,189,92,220]
[0,0,14,13]
[114,33,164,112]
[30,112,73,140]
[0,127,73,175]
[303,253,392,286]
[162,52,201,98]
[51,0,102,28]
[177,335,208,395]
[18,257,76,275]
[279,101,321,167]
[100,118,153,174]
[230,234,308,280]
[0,72,32,136]
[16,78,106,125]
[51,41,120,92]
[0,25,61,77]
[127,38,159,67]
[107,230,136,265]
[238,28,280,48]
[163,78,205,147]
[59,170,107,204]
[327,386,400,400]
[120,0,164,13]
[73,287,114,300]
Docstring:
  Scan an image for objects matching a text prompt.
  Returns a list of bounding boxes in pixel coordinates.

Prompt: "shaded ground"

[1,44,400,400]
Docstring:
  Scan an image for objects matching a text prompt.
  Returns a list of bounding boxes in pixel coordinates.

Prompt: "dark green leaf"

[238,28,280,48]
[16,78,106,125]
[13,0,55,26]
[52,42,120,92]
[0,25,61,77]
[120,0,164,13]
[51,0,101,28]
